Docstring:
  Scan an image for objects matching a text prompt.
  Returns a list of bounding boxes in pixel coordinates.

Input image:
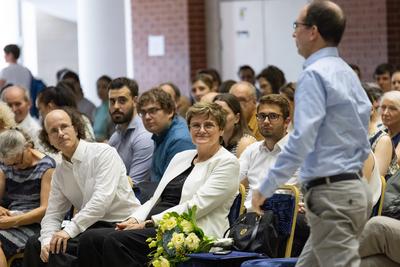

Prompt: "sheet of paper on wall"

[148,35,165,57]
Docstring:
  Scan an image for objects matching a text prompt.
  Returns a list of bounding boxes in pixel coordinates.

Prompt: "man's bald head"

[43,109,70,131]
[40,107,86,154]
[1,85,31,123]
[230,81,257,100]
[230,81,257,122]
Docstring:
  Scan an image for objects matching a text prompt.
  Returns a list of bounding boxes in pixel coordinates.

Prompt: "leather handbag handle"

[223,213,247,238]
[242,215,261,251]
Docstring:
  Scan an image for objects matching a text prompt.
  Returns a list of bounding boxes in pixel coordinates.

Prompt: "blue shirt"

[93,101,113,141]
[150,115,195,182]
[259,47,371,198]
[109,115,154,184]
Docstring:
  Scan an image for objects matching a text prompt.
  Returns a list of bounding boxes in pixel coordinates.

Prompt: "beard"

[110,107,134,124]
[259,125,285,140]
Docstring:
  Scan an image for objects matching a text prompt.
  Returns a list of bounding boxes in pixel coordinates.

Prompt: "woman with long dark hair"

[213,93,256,157]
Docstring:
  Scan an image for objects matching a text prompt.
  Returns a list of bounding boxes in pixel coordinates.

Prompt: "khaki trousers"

[296,179,372,267]
[359,216,400,267]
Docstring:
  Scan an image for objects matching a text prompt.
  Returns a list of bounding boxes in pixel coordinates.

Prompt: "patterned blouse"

[0,155,56,211]
[370,127,399,179]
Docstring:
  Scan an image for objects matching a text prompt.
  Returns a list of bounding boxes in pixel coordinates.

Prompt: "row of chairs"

[240,176,387,266]
[181,176,387,267]
[7,177,386,267]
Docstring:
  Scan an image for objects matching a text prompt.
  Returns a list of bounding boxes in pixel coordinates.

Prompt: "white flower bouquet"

[147,206,214,267]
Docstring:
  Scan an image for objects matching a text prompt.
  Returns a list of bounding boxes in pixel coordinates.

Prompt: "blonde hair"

[0,101,16,130]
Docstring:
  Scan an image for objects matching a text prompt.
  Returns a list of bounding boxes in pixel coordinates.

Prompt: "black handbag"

[224,211,283,257]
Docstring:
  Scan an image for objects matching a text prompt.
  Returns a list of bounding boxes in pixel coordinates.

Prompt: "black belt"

[304,173,360,191]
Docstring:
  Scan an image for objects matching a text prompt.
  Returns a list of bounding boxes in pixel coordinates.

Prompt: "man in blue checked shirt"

[252,1,372,266]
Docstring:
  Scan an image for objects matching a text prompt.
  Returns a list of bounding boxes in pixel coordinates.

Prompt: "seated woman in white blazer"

[77,102,240,267]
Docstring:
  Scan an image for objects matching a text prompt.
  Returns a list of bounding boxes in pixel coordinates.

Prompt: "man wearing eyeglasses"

[252,1,372,266]
[108,77,154,188]
[239,94,295,211]
[136,88,194,201]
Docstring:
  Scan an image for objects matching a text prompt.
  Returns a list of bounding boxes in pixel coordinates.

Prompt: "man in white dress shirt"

[23,107,141,267]
[239,94,296,210]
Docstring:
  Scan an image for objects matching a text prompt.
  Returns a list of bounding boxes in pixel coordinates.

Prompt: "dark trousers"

[23,221,115,267]
[78,227,156,267]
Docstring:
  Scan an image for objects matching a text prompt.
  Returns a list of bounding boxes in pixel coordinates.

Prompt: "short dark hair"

[97,75,112,86]
[4,44,20,59]
[304,1,346,46]
[374,63,395,77]
[257,94,290,120]
[108,77,139,97]
[58,70,84,97]
[59,70,80,84]
[238,65,255,76]
[218,80,236,93]
[256,66,286,94]
[40,106,86,153]
[138,87,175,115]
[37,86,77,108]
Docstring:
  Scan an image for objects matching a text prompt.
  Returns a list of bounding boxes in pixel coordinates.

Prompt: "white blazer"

[130,147,240,238]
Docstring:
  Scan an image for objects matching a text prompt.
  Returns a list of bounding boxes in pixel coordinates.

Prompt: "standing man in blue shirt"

[108,77,154,187]
[137,88,194,196]
[252,1,372,266]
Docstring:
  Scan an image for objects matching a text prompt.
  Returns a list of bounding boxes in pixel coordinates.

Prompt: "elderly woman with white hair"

[0,128,55,266]
[380,90,400,178]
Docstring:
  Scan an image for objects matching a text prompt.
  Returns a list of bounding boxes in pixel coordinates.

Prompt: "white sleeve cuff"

[62,221,80,239]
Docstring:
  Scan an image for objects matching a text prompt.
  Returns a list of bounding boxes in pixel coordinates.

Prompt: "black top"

[147,161,195,219]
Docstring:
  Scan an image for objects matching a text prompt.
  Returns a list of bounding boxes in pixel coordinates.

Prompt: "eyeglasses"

[138,107,162,117]
[48,124,73,137]
[293,21,311,29]
[189,121,217,132]
[256,112,282,122]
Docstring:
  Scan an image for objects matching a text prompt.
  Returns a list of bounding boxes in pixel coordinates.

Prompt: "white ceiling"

[23,0,77,22]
